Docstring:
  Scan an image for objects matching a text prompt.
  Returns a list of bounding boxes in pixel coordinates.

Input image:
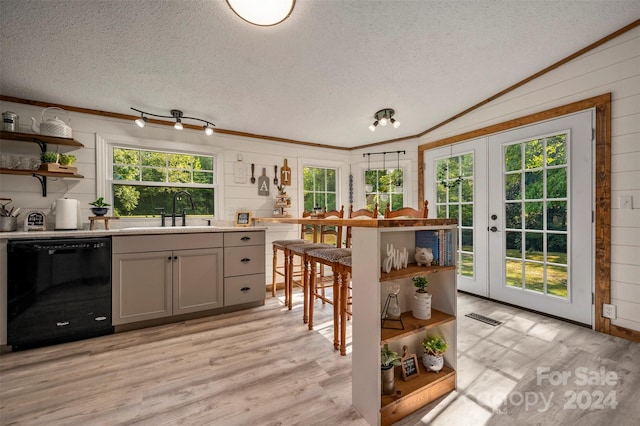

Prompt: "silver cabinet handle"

[56,321,70,327]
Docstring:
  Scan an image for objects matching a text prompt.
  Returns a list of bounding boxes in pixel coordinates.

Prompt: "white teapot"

[31,107,72,138]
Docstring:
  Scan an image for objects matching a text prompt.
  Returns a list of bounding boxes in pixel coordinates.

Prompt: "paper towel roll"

[55,198,79,230]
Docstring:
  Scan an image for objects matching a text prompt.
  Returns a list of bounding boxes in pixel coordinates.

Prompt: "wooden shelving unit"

[351,223,457,426]
[0,131,84,196]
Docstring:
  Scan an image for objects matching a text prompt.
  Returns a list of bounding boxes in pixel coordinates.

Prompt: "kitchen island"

[254,217,458,425]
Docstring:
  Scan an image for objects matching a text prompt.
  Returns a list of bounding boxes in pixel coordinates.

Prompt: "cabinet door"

[112,251,172,325]
[173,248,224,315]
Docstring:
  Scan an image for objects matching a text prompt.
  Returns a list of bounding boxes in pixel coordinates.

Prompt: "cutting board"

[258,167,270,196]
[280,159,291,185]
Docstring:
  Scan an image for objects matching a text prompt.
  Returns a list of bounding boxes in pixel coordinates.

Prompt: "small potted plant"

[381,344,401,395]
[421,334,448,373]
[89,197,110,216]
[59,153,76,166]
[411,276,432,320]
[40,151,59,164]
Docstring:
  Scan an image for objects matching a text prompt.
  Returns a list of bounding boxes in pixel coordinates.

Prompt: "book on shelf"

[415,229,454,266]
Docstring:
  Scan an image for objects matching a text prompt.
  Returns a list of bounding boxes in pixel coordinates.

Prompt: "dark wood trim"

[418,93,613,336]
[610,324,640,343]
[1,20,637,152]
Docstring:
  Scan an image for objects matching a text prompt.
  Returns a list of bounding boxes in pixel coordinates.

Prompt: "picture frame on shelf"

[400,346,420,381]
[235,210,252,227]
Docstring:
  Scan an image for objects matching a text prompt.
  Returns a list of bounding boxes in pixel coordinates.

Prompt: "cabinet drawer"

[113,233,223,253]
[224,245,265,277]
[224,274,265,306]
[224,231,265,247]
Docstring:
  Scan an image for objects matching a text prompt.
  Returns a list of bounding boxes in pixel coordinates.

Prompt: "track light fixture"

[369,108,400,132]
[131,107,216,136]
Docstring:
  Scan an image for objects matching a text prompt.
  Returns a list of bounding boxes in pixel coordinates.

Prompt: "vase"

[412,291,432,320]
[422,353,444,373]
[91,207,109,217]
[381,366,395,395]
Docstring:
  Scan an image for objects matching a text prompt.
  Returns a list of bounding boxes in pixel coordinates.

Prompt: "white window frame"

[297,157,346,213]
[96,134,223,220]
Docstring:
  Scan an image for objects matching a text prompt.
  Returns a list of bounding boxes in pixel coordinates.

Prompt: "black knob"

[173,256,178,260]
[490,226,498,232]
[491,214,498,220]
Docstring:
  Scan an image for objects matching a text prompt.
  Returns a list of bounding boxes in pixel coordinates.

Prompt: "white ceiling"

[1,1,638,149]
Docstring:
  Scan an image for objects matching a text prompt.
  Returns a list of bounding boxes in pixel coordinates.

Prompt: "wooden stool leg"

[272,246,278,298]
[340,270,349,356]
[308,258,316,330]
[333,269,340,350]
[287,250,294,311]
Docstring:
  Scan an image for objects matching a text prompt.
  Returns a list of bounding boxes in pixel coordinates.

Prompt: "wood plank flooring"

[1,292,639,425]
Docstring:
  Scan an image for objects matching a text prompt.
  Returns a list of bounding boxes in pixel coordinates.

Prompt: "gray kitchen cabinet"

[223,231,266,306]
[112,233,224,325]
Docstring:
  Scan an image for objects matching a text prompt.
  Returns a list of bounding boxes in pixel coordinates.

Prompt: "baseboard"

[610,324,640,343]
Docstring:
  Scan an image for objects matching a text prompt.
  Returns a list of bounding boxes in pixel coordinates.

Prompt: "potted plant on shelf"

[421,334,448,373]
[59,153,76,166]
[411,276,432,320]
[89,197,110,217]
[381,344,401,395]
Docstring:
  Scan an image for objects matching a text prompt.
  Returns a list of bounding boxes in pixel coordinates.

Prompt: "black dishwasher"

[7,237,113,351]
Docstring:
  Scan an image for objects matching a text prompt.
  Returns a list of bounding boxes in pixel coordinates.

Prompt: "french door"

[425,111,593,324]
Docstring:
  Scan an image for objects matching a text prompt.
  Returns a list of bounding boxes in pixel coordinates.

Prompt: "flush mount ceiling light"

[131,107,215,136]
[226,0,295,26]
[368,108,401,132]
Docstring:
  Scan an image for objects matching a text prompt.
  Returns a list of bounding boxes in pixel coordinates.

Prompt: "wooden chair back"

[346,204,378,248]
[300,210,315,240]
[320,205,345,247]
[384,200,429,219]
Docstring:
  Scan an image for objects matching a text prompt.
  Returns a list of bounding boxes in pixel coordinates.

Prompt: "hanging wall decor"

[280,159,291,185]
[258,167,270,195]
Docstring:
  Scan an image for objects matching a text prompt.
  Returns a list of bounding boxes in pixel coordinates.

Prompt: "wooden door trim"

[418,93,612,335]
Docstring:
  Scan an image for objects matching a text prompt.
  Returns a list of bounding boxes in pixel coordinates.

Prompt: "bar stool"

[336,255,352,356]
[271,210,313,306]
[384,200,429,218]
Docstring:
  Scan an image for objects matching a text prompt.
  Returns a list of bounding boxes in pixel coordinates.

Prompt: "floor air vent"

[465,313,502,326]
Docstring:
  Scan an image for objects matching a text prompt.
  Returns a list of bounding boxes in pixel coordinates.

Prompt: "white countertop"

[0,225,267,240]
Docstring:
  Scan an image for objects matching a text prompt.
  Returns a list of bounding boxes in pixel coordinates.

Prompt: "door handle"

[489,226,499,232]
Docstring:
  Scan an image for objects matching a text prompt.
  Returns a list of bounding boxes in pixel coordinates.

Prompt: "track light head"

[369,121,378,132]
[135,116,147,128]
[391,118,400,128]
[370,108,399,132]
[204,125,214,136]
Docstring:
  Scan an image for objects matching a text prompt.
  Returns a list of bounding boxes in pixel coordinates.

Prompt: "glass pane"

[461,179,473,202]
[193,171,213,184]
[505,202,522,229]
[168,153,192,169]
[546,134,567,166]
[143,151,166,167]
[525,139,543,170]
[461,229,473,252]
[461,204,473,226]
[113,165,139,181]
[547,234,567,265]
[461,253,474,277]
[546,168,567,198]
[304,168,315,191]
[449,204,459,221]
[506,259,522,288]
[113,148,140,165]
[316,193,326,209]
[326,169,336,192]
[461,153,473,177]
[525,171,543,199]
[525,232,544,261]
[112,184,214,216]
[168,170,190,183]
[304,192,314,212]
[525,202,543,230]
[365,194,377,211]
[314,168,324,191]
[505,174,521,200]
[524,261,544,293]
[547,201,567,231]
[326,193,336,210]
[142,167,166,182]
[436,183,447,203]
[506,231,522,256]
[390,194,403,211]
[448,185,459,203]
[504,144,521,172]
[436,159,447,181]
[437,205,447,218]
[194,155,213,171]
[547,265,568,297]
[448,157,459,178]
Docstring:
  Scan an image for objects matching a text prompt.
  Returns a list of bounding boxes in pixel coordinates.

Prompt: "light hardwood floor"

[1,291,639,425]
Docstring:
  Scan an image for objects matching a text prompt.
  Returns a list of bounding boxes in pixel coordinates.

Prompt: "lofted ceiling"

[1,1,638,149]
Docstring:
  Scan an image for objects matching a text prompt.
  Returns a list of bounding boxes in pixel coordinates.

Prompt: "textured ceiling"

[1,1,638,149]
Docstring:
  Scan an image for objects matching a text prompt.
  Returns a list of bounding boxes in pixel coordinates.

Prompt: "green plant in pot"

[59,154,76,166]
[411,276,432,320]
[381,344,401,395]
[421,334,448,373]
[40,151,59,163]
[89,197,110,217]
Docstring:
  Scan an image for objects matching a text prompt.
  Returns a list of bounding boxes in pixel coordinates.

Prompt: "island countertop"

[253,217,457,228]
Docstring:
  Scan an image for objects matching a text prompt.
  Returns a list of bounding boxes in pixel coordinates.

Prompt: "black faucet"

[168,190,195,226]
